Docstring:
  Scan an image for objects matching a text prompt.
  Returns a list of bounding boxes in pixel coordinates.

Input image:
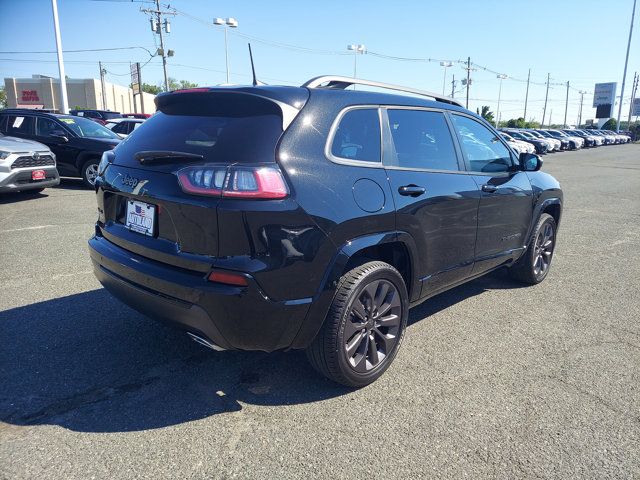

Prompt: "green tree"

[0,87,6,109]
[506,117,527,128]
[140,83,162,95]
[476,106,495,124]
[601,118,617,130]
[166,78,199,91]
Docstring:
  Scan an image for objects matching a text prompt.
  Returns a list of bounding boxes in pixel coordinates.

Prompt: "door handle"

[481,184,498,193]
[398,185,426,197]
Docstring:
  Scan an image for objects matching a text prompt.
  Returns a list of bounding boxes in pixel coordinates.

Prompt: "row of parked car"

[0,109,151,193]
[499,128,631,155]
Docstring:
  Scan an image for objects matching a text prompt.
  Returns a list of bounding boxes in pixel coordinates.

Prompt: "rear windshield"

[113,94,283,167]
[103,112,123,120]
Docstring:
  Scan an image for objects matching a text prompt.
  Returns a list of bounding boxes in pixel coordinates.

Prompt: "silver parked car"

[0,133,60,193]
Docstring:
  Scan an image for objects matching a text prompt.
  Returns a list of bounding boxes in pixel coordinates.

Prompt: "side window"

[112,122,129,134]
[450,115,513,173]
[36,117,62,136]
[387,109,459,171]
[5,115,34,136]
[330,108,381,162]
[0,115,7,133]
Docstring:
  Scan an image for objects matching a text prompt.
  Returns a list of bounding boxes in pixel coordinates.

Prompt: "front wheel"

[509,213,557,284]
[81,159,100,188]
[306,261,409,387]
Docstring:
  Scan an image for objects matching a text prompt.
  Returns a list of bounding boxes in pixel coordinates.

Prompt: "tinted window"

[387,109,458,171]
[36,117,61,136]
[5,115,34,136]
[112,122,130,134]
[103,112,122,120]
[114,111,282,167]
[57,116,120,139]
[451,115,512,173]
[331,108,381,162]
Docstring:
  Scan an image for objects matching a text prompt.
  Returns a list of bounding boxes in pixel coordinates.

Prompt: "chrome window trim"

[324,105,384,168]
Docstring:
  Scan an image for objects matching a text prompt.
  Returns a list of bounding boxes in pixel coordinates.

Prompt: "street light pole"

[617,0,637,132]
[50,0,68,113]
[495,74,507,128]
[577,90,586,127]
[347,44,366,89]
[214,17,238,84]
[440,61,453,96]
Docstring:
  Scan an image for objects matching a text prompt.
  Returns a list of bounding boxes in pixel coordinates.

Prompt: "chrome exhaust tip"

[187,332,226,351]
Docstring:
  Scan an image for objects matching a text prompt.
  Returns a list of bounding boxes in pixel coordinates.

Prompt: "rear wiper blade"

[135,150,204,164]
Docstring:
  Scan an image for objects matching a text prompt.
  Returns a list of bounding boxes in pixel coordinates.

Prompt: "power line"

[0,46,155,55]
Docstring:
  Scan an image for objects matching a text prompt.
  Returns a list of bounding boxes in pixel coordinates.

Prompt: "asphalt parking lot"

[1,145,639,479]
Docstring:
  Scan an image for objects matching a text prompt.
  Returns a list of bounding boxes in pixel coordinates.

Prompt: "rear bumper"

[88,232,311,352]
[0,167,60,192]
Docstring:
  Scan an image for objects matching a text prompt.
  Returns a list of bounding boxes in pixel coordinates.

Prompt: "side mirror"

[50,130,69,143]
[520,152,543,172]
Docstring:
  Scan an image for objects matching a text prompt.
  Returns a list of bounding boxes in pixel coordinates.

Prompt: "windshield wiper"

[135,150,204,164]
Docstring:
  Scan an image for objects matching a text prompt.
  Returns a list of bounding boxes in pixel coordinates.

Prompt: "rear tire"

[81,159,100,188]
[509,213,557,284]
[306,261,408,387]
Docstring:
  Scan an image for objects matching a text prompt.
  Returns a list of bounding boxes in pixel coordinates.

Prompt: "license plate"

[125,200,156,236]
[31,170,46,181]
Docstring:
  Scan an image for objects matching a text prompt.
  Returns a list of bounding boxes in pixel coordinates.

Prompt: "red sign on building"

[21,90,40,103]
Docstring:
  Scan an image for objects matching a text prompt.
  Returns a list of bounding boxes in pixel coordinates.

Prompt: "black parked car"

[89,76,563,387]
[0,109,120,187]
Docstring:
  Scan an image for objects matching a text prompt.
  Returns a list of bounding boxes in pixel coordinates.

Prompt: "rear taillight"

[178,165,288,199]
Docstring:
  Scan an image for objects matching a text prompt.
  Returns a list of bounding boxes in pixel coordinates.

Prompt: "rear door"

[382,107,480,297]
[449,113,534,273]
[34,116,77,173]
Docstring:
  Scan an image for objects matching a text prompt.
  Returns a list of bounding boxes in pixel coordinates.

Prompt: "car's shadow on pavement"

[0,190,50,204]
[0,269,523,433]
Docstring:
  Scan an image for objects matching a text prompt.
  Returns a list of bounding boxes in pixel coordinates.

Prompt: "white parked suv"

[0,133,60,193]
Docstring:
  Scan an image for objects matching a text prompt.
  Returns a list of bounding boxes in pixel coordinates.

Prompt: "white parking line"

[0,225,57,233]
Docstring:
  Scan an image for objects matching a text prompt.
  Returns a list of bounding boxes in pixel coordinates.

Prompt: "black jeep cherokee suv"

[0,109,120,187]
[89,76,562,387]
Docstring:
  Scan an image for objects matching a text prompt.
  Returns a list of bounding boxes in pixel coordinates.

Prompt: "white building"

[4,75,156,114]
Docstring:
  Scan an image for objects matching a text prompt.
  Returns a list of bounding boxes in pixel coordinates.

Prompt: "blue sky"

[1,0,638,124]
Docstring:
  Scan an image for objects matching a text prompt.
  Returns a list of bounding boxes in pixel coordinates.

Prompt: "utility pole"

[451,74,456,98]
[465,56,471,109]
[50,0,68,114]
[549,109,553,127]
[541,73,551,127]
[98,61,107,110]
[142,0,175,91]
[627,72,638,125]
[137,62,145,114]
[563,81,570,128]
[617,0,637,132]
[524,68,531,121]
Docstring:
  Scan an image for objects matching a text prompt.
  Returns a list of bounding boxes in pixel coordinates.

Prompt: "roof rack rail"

[302,75,464,108]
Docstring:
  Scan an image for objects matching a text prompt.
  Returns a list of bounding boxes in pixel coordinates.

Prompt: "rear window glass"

[114,100,283,166]
[330,108,381,162]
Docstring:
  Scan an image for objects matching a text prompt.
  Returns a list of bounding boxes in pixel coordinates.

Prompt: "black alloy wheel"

[343,279,402,372]
[306,261,408,387]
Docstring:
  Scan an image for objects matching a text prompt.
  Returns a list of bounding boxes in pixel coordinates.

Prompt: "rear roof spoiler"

[155,88,305,130]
